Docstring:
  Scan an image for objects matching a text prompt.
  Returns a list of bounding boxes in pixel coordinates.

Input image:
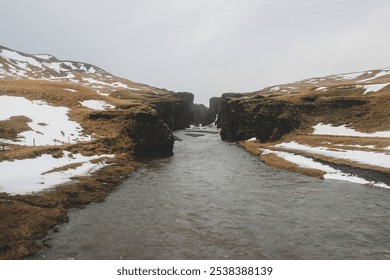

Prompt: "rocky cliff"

[218,94,301,142]
[151,93,193,131]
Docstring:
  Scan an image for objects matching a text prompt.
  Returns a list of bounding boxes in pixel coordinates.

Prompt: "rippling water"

[33,128,390,259]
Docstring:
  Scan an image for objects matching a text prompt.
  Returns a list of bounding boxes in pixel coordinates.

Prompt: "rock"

[152,92,199,130]
[219,94,256,141]
[254,101,301,142]
[121,106,174,157]
[192,103,213,126]
[218,93,301,142]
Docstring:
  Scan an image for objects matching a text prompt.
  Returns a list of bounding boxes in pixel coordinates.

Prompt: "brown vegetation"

[0,116,32,141]
[0,78,181,259]
[0,154,142,259]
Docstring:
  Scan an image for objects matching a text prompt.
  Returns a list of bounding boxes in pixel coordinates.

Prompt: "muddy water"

[33,128,390,259]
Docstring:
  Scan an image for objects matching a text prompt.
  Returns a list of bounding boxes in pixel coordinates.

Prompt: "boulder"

[121,106,174,157]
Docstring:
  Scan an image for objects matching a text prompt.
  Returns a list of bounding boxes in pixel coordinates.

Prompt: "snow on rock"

[275,141,390,169]
[312,123,390,138]
[260,149,389,188]
[0,151,114,195]
[0,95,90,146]
[80,100,115,110]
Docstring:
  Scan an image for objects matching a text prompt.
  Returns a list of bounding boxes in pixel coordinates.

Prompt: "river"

[32,128,390,259]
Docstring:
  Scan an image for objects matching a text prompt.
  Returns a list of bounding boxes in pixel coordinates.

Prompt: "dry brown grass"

[0,154,143,260]
[238,140,262,155]
[240,140,326,178]
[0,116,32,141]
[239,133,390,178]
[260,153,326,178]
[0,78,170,259]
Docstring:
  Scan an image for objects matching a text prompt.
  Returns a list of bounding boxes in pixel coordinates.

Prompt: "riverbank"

[0,151,142,259]
[239,133,390,188]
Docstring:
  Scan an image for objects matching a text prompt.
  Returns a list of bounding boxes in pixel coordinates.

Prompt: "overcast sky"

[1,0,390,104]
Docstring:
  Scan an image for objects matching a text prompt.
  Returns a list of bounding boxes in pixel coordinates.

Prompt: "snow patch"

[43,62,66,73]
[336,72,364,80]
[359,69,390,82]
[275,141,390,169]
[64,88,77,93]
[245,137,257,142]
[88,67,96,74]
[359,83,389,94]
[334,144,376,149]
[80,100,115,111]
[0,151,114,195]
[34,54,53,60]
[261,149,389,189]
[313,123,390,138]
[0,95,90,146]
[0,49,42,68]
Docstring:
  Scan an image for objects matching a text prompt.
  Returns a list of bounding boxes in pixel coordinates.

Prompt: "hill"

[0,45,195,259]
[215,67,390,188]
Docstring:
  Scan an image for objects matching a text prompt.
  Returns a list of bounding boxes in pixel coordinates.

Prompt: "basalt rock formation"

[152,92,194,131]
[151,92,215,129]
[192,103,214,126]
[218,94,301,142]
[121,106,174,157]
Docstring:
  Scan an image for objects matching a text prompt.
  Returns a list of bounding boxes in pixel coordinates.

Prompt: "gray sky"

[1,0,390,104]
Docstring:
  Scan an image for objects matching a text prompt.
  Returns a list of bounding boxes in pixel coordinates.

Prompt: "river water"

[33,128,390,259]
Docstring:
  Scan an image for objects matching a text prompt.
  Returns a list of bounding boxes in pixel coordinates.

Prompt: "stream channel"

[32,128,390,259]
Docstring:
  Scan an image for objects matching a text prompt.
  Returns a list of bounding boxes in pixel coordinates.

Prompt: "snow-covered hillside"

[1,45,156,195]
[259,67,390,96]
[0,45,157,95]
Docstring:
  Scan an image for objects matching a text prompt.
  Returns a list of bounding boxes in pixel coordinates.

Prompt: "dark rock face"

[152,92,194,130]
[121,106,174,157]
[218,93,301,142]
[153,92,216,128]
[219,97,255,141]
[192,103,213,126]
[254,101,301,142]
[218,93,244,135]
